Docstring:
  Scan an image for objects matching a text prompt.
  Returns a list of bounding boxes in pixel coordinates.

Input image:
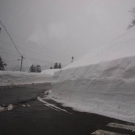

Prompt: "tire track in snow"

[37,96,72,114]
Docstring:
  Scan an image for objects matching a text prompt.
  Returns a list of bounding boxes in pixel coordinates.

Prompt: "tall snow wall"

[51,27,135,123]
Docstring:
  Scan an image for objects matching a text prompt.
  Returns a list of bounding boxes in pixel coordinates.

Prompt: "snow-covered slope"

[0,71,52,86]
[50,27,135,123]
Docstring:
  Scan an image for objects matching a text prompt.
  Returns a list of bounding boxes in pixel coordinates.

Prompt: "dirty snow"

[7,104,13,111]
[48,27,135,123]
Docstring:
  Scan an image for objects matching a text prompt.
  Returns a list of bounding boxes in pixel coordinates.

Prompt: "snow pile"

[41,69,60,76]
[50,27,135,123]
[0,71,52,86]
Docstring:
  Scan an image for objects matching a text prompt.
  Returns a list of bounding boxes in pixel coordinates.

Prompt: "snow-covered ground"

[0,71,52,86]
[48,27,135,123]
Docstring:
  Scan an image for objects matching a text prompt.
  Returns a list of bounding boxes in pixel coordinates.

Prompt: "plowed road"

[0,83,134,135]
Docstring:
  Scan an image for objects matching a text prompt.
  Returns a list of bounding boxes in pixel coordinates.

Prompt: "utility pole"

[20,55,24,71]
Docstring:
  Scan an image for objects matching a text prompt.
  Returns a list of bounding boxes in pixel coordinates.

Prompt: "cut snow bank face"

[0,71,52,86]
[50,27,135,123]
[41,69,60,76]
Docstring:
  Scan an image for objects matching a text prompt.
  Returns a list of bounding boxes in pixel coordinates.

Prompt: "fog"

[0,0,135,70]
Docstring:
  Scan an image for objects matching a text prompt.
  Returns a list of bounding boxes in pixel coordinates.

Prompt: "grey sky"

[0,0,135,70]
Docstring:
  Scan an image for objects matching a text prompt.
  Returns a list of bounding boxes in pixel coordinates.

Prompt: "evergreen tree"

[30,65,36,72]
[32,65,36,72]
[36,65,41,72]
[54,62,58,69]
[29,65,32,72]
[0,56,7,71]
[58,63,61,69]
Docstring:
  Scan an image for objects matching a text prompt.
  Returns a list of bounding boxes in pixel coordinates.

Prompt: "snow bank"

[50,27,135,123]
[0,71,52,86]
[41,69,60,76]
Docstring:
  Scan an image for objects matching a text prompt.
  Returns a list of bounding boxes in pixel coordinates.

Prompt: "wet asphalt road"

[0,83,134,135]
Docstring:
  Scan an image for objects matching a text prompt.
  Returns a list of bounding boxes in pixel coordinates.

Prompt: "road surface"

[0,83,134,135]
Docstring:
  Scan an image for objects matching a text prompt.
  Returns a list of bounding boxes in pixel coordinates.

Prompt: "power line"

[24,56,52,64]
[0,50,54,65]
[2,33,68,60]
[0,51,20,57]
[1,30,71,58]
[0,50,70,68]
[5,59,20,63]
[1,40,69,63]
[1,29,71,66]
[0,46,20,55]
[10,31,71,57]
[0,43,68,65]
[0,21,21,56]
[0,50,50,64]
[0,24,24,71]
[1,32,70,62]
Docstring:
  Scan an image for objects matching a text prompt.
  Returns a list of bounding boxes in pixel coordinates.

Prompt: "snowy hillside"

[50,27,135,123]
[0,71,52,86]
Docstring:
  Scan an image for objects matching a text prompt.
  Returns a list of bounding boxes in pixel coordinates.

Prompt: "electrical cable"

[5,59,20,62]
[0,51,20,57]
[1,30,71,58]
[0,21,21,56]
[1,32,70,62]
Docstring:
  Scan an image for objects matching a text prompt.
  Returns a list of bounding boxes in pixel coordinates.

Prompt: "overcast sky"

[0,0,135,70]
